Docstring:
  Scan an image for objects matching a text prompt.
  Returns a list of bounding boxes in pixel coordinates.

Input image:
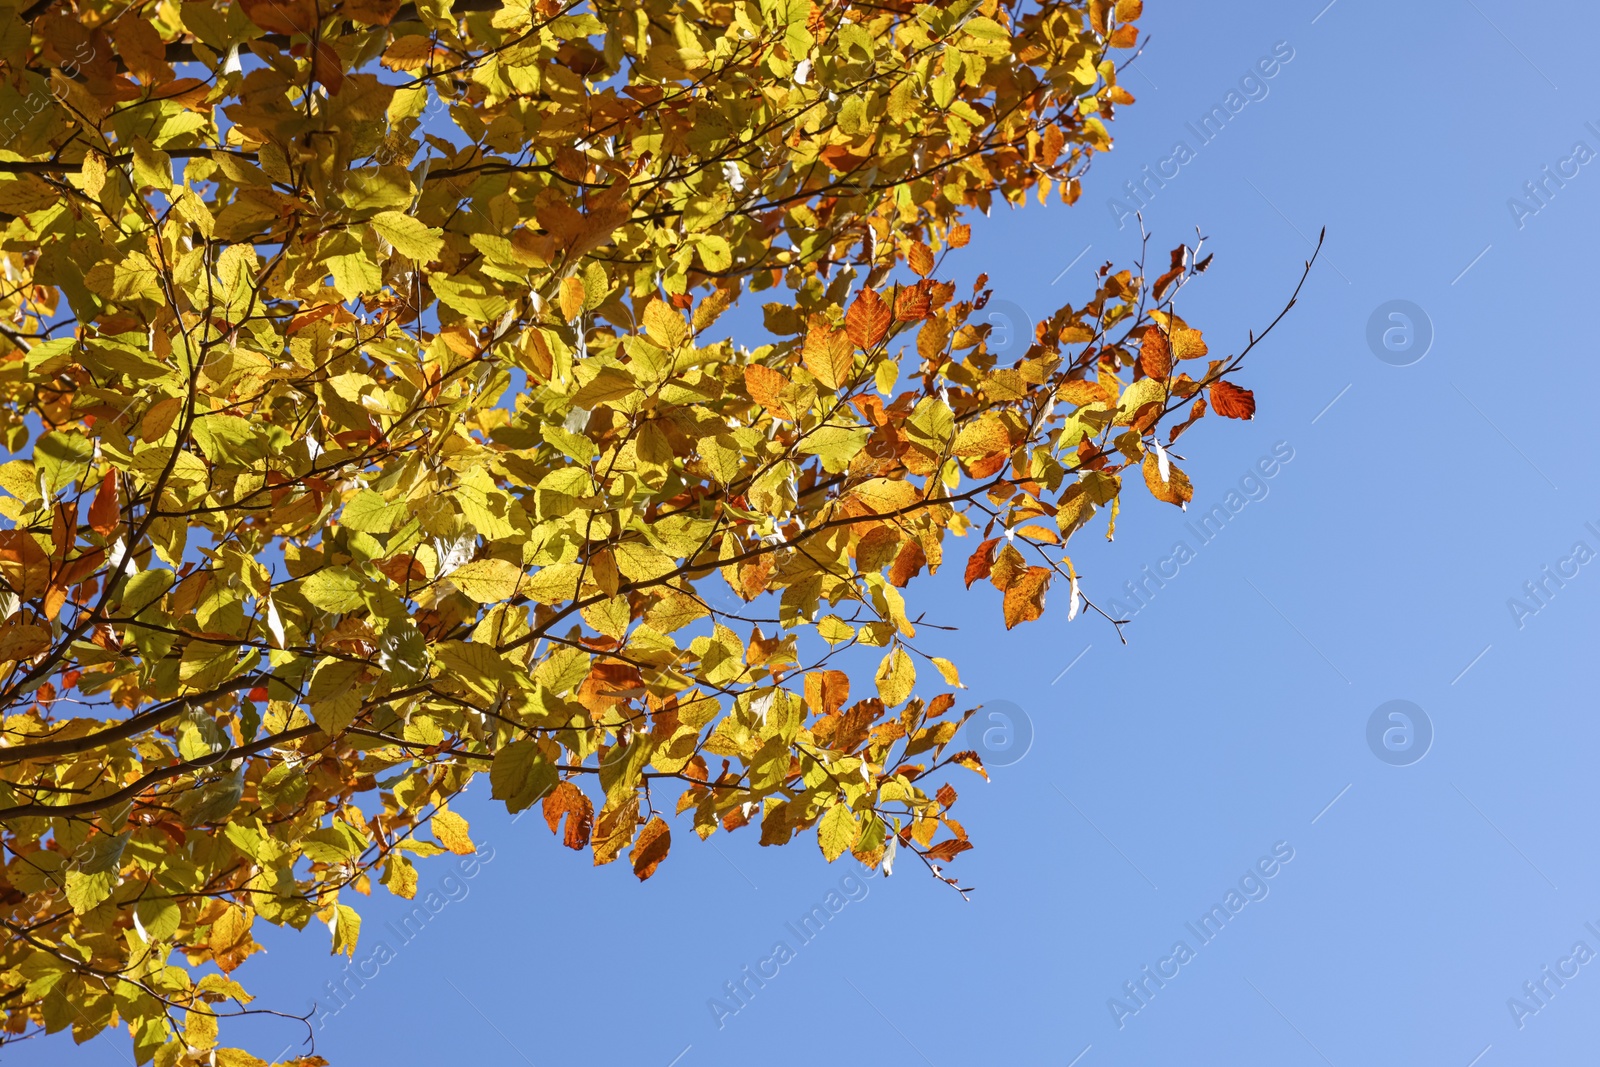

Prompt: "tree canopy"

[0,0,1305,1060]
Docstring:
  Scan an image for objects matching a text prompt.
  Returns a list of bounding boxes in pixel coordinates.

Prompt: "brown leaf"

[312,42,344,96]
[845,287,891,350]
[1209,381,1256,420]
[632,816,671,880]
[543,781,594,849]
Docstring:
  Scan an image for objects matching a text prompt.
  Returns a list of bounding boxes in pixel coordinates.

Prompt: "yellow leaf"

[875,647,915,706]
[1172,328,1208,360]
[818,801,860,862]
[931,656,963,687]
[448,558,524,602]
[433,808,476,855]
[371,210,444,262]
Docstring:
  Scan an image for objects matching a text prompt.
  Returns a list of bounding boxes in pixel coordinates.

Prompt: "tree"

[0,0,1312,1059]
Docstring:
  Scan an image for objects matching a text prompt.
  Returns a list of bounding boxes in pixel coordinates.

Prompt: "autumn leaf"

[1138,325,1171,379]
[818,802,861,862]
[88,471,120,536]
[1002,567,1051,629]
[448,558,523,602]
[432,809,476,855]
[845,288,892,349]
[1210,381,1257,420]
[802,325,855,390]
[0,0,1315,1047]
[875,647,916,707]
[632,817,671,880]
[544,783,594,850]
[744,364,792,418]
[1142,452,1194,507]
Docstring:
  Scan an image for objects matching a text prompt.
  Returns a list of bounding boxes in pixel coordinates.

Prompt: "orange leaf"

[926,838,974,862]
[1209,381,1256,420]
[1001,566,1051,629]
[1168,396,1207,443]
[1171,328,1208,360]
[906,241,934,277]
[802,325,854,390]
[805,670,851,716]
[345,0,403,24]
[894,280,931,323]
[819,143,871,172]
[1142,452,1193,507]
[558,275,586,321]
[964,538,999,588]
[744,364,792,418]
[845,288,891,350]
[888,539,926,588]
[1107,24,1138,48]
[312,42,344,95]
[543,781,594,849]
[88,471,120,537]
[1138,326,1170,379]
[631,816,671,880]
[1057,379,1110,407]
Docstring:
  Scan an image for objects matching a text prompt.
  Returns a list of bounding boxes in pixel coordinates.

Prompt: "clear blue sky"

[21,1,1600,1064]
